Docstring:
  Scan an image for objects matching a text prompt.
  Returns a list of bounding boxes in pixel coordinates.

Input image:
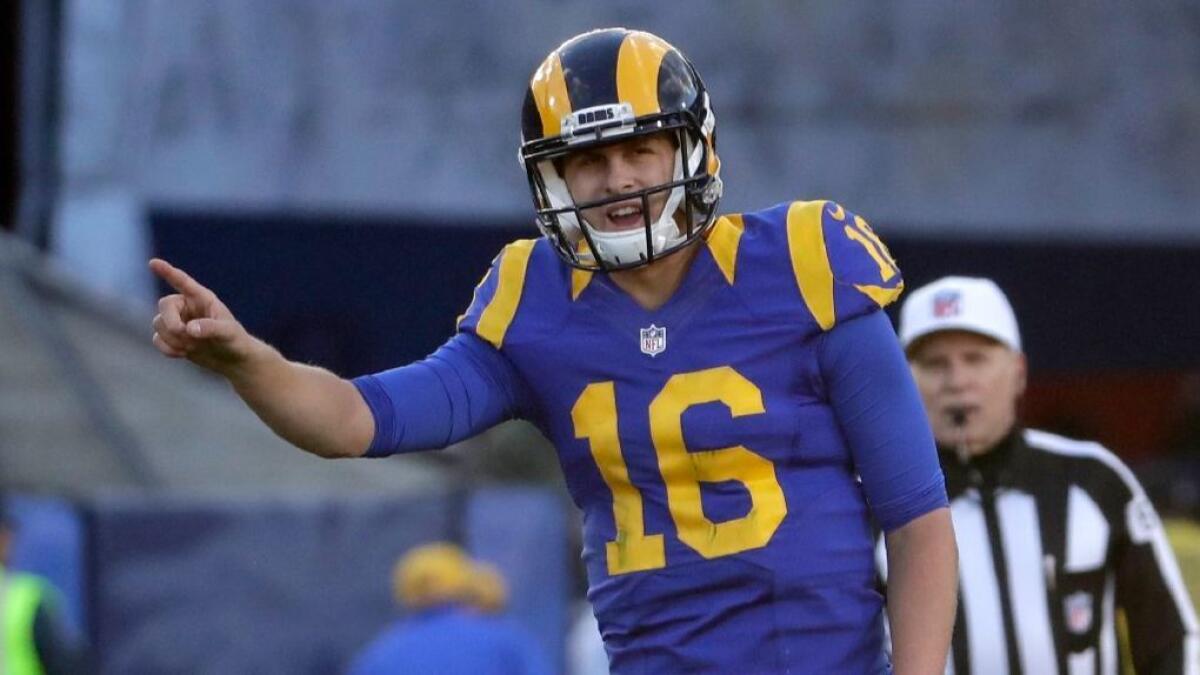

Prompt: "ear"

[1013,351,1028,396]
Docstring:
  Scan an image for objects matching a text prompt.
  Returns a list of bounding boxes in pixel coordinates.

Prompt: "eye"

[963,351,988,366]
[566,152,601,171]
[915,356,945,372]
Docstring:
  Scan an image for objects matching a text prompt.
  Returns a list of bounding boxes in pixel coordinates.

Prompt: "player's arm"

[1111,483,1199,673]
[884,507,957,675]
[797,201,955,671]
[149,258,374,458]
[816,311,956,675]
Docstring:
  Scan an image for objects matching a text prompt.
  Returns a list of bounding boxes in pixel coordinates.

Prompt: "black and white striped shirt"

[880,428,1198,674]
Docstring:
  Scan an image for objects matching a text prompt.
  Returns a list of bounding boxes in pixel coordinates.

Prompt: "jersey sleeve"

[456,239,539,350]
[1109,468,1200,672]
[816,310,947,532]
[352,331,533,457]
[785,200,904,331]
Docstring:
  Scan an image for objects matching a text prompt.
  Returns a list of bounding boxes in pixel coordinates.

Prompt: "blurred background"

[2,1,1198,673]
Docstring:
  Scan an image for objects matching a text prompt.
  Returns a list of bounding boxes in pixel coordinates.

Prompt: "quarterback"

[150,28,956,674]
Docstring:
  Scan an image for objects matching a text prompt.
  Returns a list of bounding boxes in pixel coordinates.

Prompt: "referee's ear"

[1013,351,1028,397]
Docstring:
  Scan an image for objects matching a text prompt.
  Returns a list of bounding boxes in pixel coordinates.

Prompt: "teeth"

[610,206,640,217]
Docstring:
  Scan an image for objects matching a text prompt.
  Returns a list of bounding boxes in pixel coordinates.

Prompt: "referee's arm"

[1114,493,1199,674]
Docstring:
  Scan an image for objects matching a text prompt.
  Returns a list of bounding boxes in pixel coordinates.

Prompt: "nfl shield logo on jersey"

[1064,591,1093,635]
[640,324,666,357]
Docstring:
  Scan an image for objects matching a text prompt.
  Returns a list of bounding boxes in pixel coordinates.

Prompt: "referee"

[891,276,1198,674]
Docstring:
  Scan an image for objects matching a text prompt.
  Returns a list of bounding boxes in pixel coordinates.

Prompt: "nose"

[604,153,639,194]
[942,359,971,393]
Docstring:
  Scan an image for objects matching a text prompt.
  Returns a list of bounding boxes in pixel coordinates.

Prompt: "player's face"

[908,330,1027,456]
[560,133,676,233]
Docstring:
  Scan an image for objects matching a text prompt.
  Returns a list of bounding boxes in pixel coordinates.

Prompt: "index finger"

[149,258,213,301]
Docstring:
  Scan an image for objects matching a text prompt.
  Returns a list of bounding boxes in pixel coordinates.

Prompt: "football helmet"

[520,28,723,271]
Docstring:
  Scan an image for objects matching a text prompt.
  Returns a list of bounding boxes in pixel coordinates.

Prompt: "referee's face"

[908,330,1027,456]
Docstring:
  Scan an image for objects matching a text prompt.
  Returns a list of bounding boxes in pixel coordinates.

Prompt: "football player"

[151,28,956,674]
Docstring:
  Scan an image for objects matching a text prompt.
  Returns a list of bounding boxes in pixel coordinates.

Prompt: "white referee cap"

[899,276,1022,353]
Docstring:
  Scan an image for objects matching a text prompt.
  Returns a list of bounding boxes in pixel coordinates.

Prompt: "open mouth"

[604,202,644,231]
[944,405,979,426]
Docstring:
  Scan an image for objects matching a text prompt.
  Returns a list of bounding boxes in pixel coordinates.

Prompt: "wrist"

[221,337,279,386]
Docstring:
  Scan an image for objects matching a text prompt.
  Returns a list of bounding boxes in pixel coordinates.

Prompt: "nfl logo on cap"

[640,324,666,357]
[932,290,961,318]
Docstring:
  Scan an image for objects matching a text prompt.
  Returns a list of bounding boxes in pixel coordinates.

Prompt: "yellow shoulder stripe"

[571,268,593,300]
[786,201,836,330]
[705,215,744,285]
[475,239,537,348]
[455,267,493,330]
[571,239,594,300]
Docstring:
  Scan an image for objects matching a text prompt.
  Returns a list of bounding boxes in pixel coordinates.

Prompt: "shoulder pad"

[456,239,539,349]
[784,200,904,330]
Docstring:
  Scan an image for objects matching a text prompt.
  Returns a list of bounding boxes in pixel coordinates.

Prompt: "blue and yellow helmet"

[520,28,723,271]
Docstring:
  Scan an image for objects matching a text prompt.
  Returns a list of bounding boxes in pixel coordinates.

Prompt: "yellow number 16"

[571,366,788,576]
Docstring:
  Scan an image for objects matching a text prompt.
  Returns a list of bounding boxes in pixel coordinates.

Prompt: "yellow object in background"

[1115,517,1199,673]
[469,563,509,614]
[1164,517,1200,611]
[392,542,476,610]
[391,542,517,616]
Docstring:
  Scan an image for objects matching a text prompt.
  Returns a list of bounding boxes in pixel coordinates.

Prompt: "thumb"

[186,318,240,342]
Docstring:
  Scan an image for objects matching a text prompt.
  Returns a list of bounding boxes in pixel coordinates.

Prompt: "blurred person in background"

[0,500,88,675]
[466,561,556,670]
[346,542,551,675]
[466,562,508,616]
[891,276,1198,673]
[150,27,955,673]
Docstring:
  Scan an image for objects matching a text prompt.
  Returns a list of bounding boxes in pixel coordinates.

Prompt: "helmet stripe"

[616,32,671,116]
[530,53,572,139]
[558,28,623,113]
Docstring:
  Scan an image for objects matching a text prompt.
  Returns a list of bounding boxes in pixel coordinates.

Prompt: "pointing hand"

[149,258,253,374]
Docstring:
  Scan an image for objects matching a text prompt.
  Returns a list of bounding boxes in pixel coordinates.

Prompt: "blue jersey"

[355,200,946,674]
[346,606,553,675]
